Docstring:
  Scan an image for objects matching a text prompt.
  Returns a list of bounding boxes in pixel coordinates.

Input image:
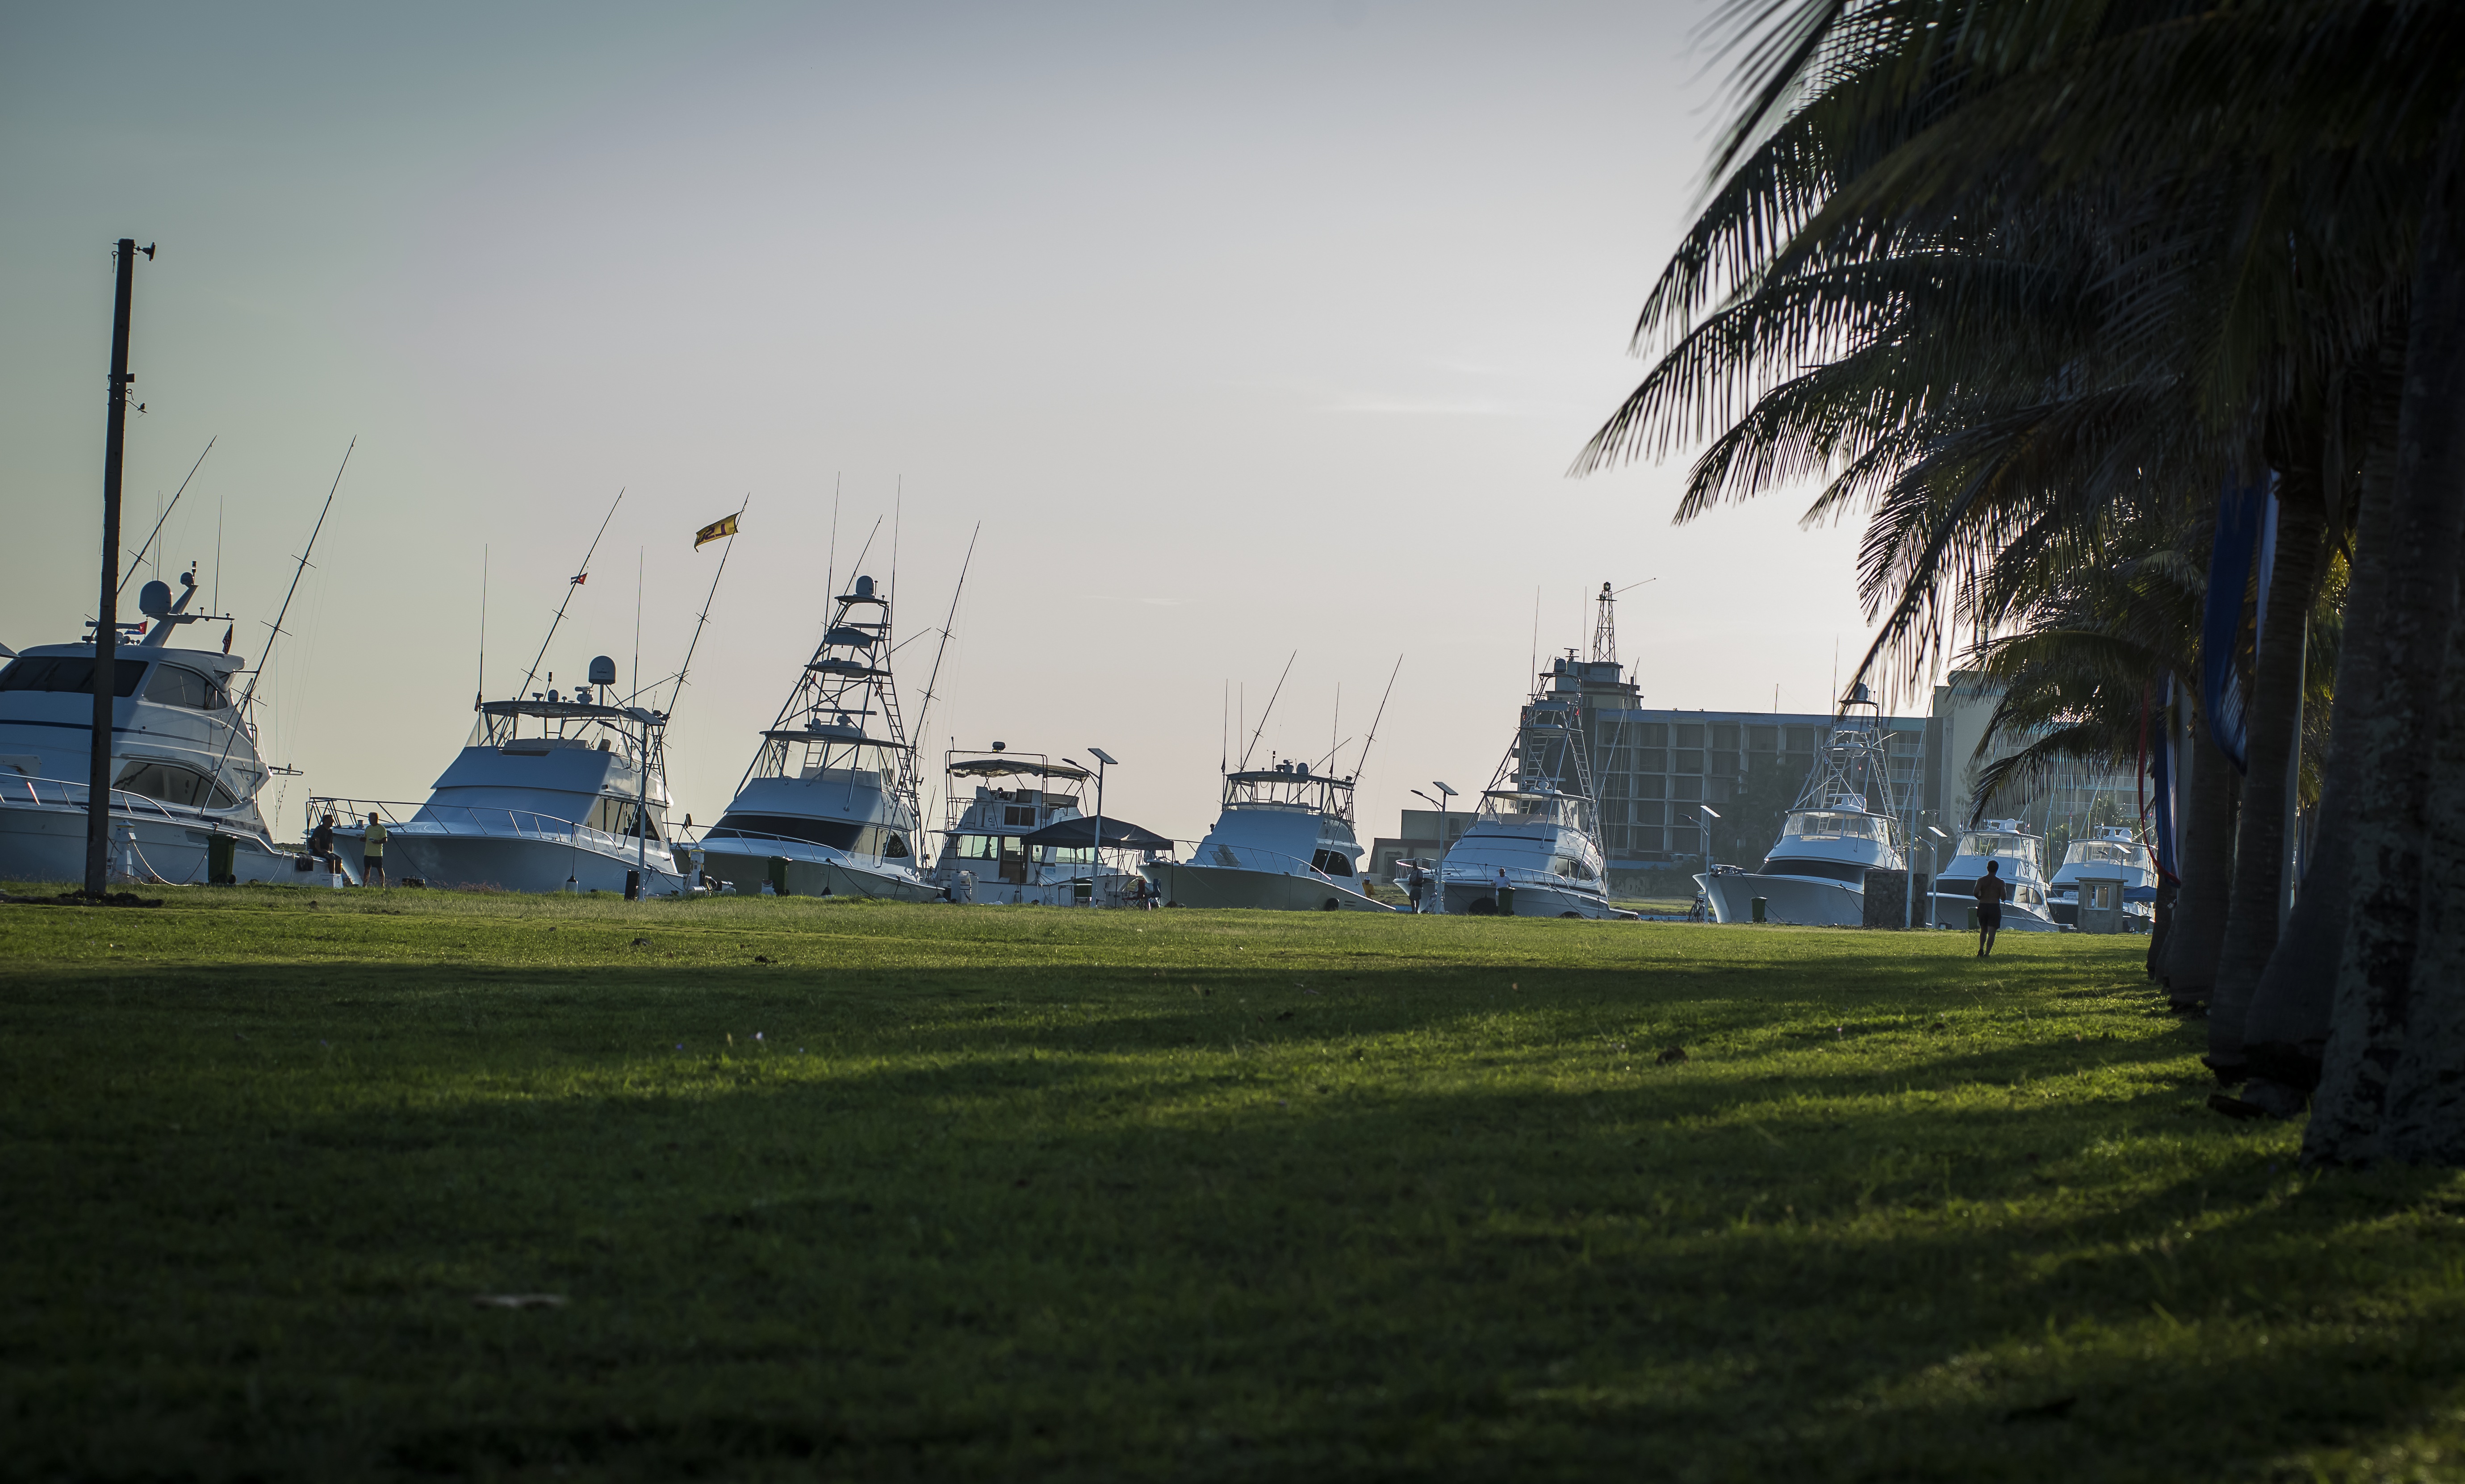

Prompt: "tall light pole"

[1697,804,1720,875]
[1410,780,1457,913]
[1926,825,1952,929]
[1088,746,1117,906]
[88,238,153,898]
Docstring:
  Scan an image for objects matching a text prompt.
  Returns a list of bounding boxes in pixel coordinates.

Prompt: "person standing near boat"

[1975,860,2005,957]
[310,813,337,880]
[1494,866,1515,917]
[363,811,388,888]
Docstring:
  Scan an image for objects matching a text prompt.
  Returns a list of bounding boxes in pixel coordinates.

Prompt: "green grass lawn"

[4,886,2461,1481]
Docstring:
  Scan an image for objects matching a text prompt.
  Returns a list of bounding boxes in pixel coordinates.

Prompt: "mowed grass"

[4,887,2463,1482]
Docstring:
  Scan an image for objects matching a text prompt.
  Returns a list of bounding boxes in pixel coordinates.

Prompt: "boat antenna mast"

[116,436,216,597]
[515,486,623,703]
[1351,654,1403,785]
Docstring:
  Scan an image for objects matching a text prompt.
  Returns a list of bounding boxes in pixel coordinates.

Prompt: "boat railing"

[304,795,649,858]
[3,771,251,833]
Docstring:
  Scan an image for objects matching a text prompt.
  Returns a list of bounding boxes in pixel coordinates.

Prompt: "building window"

[1675,723,1706,748]
[1637,776,1665,799]
[1674,749,1705,774]
[1712,752,1739,777]
[1631,827,1663,853]
[1712,723,1739,750]
[1750,726,1778,751]
[1635,748,1668,773]
[1673,776,1703,801]
[1785,726,1816,750]
[1634,801,1664,826]
[1639,723,1668,746]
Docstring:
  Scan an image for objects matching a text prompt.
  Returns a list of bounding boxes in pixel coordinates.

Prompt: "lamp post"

[1409,780,1458,913]
[1695,805,1721,919]
[1926,825,1952,929]
[1088,746,1117,906]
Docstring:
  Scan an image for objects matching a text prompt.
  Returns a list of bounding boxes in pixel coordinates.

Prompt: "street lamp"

[1088,746,1118,907]
[1409,780,1458,914]
[1926,824,1952,929]
[1696,805,1720,876]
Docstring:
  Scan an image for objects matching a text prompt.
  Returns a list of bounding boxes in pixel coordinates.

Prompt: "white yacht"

[1699,688,1908,926]
[699,574,940,902]
[927,748,1158,906]
[1417,662,1629,917]
[1142,759,1389,911]
[2046,824,2158,928]
[1926,818,2058,931]
[312,653,688,895]
[0,571,292,886]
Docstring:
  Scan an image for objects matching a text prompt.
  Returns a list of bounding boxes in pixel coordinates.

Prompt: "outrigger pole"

[516,487,623,703]
[208,437,354,787]
[117,435,216,598]
[661,493,748,719]
[1237,650,1297,771]
[910,522,979,833]
[1351,654,1404,795]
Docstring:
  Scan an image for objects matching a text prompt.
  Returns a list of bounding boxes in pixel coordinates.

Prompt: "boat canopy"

[1785,810,1892,842]
[949,756,1091,782]
[1019,815,1175,851]
[480,699,663,725]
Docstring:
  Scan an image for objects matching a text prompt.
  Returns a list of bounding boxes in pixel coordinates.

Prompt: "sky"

[0,0,1890,848]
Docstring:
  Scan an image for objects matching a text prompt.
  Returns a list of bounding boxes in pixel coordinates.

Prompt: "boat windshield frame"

[467,699,663,766]
[1783,809,1895,844]
[1956,831,2040,868]
[1220,765,1355,821]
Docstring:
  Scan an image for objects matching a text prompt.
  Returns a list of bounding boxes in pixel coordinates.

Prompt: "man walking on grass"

[363,812,388,888]
[1975,859,2005,957]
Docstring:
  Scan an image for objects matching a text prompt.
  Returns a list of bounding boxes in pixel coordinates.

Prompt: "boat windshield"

[1959,832,2036,862]
[2063,840,2140,866]
[1786,811,1890,842]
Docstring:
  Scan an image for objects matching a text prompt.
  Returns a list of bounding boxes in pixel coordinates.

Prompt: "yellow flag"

[694,514,739,549]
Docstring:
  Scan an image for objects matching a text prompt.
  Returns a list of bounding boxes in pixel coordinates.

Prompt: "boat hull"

[372,829,686,895]
[1142,861,1392,912]
[1927,891,2059,933]
[0,798,292,887]
[1437,876,1625,919]
[1698,871,1864,926]
[701,843,943,903]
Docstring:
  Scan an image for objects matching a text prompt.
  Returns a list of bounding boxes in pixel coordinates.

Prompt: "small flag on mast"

[695,513,740,549]
[569,573,588,586]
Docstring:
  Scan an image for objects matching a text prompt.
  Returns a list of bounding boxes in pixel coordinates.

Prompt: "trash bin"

[1497,885,1517,916]
[624,869,641,901]
[768,857,791,897]
[1751,896,1767,923]
[207,833,235,886]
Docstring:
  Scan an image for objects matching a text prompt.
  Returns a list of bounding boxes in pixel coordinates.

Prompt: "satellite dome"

[589,655,618,686]
[138,580,173,619]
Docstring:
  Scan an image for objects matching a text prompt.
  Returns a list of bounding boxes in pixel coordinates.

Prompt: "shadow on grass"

[9,960,2434,1483]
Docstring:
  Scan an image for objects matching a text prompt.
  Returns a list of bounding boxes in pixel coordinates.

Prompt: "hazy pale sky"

[1,0,1885,846]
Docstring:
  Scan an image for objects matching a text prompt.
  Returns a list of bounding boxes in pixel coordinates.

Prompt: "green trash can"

[1966,906,1979,931]
[207,833,236,885]
[1751,896,1767,923]
[768,857,791,897]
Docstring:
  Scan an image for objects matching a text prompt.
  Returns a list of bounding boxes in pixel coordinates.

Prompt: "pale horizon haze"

[0,1,1892,850]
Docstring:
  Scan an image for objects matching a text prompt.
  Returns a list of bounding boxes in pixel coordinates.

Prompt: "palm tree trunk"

[2207,430,2331,1074]
[2306,151,2465,1165]
[2243,338,2407,1099]
[2380,560,2465,1161]
[2164,700,2239,1009]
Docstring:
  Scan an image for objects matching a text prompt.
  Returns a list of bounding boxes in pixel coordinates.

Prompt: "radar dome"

[588,655,618,686]
[138,580,173,619]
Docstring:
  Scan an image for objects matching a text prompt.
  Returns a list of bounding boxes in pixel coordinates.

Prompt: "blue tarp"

[2202,477,2274,773]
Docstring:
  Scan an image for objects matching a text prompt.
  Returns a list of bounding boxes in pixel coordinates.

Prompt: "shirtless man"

[1975,859,2006,957]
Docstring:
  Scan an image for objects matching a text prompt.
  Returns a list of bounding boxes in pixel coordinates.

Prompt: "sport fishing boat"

[699,574,940,901]
[926,747,1158,906]
[1419,657,1628,918]
[0,570,292,886]
[1698,686,1908,926]
[1142,758,1389,911]
[309,652,687,895]
[1925,818,2058,931]
[2046,824,2158,927]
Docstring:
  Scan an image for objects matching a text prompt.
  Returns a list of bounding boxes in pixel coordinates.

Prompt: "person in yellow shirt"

[364,812,389,888]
